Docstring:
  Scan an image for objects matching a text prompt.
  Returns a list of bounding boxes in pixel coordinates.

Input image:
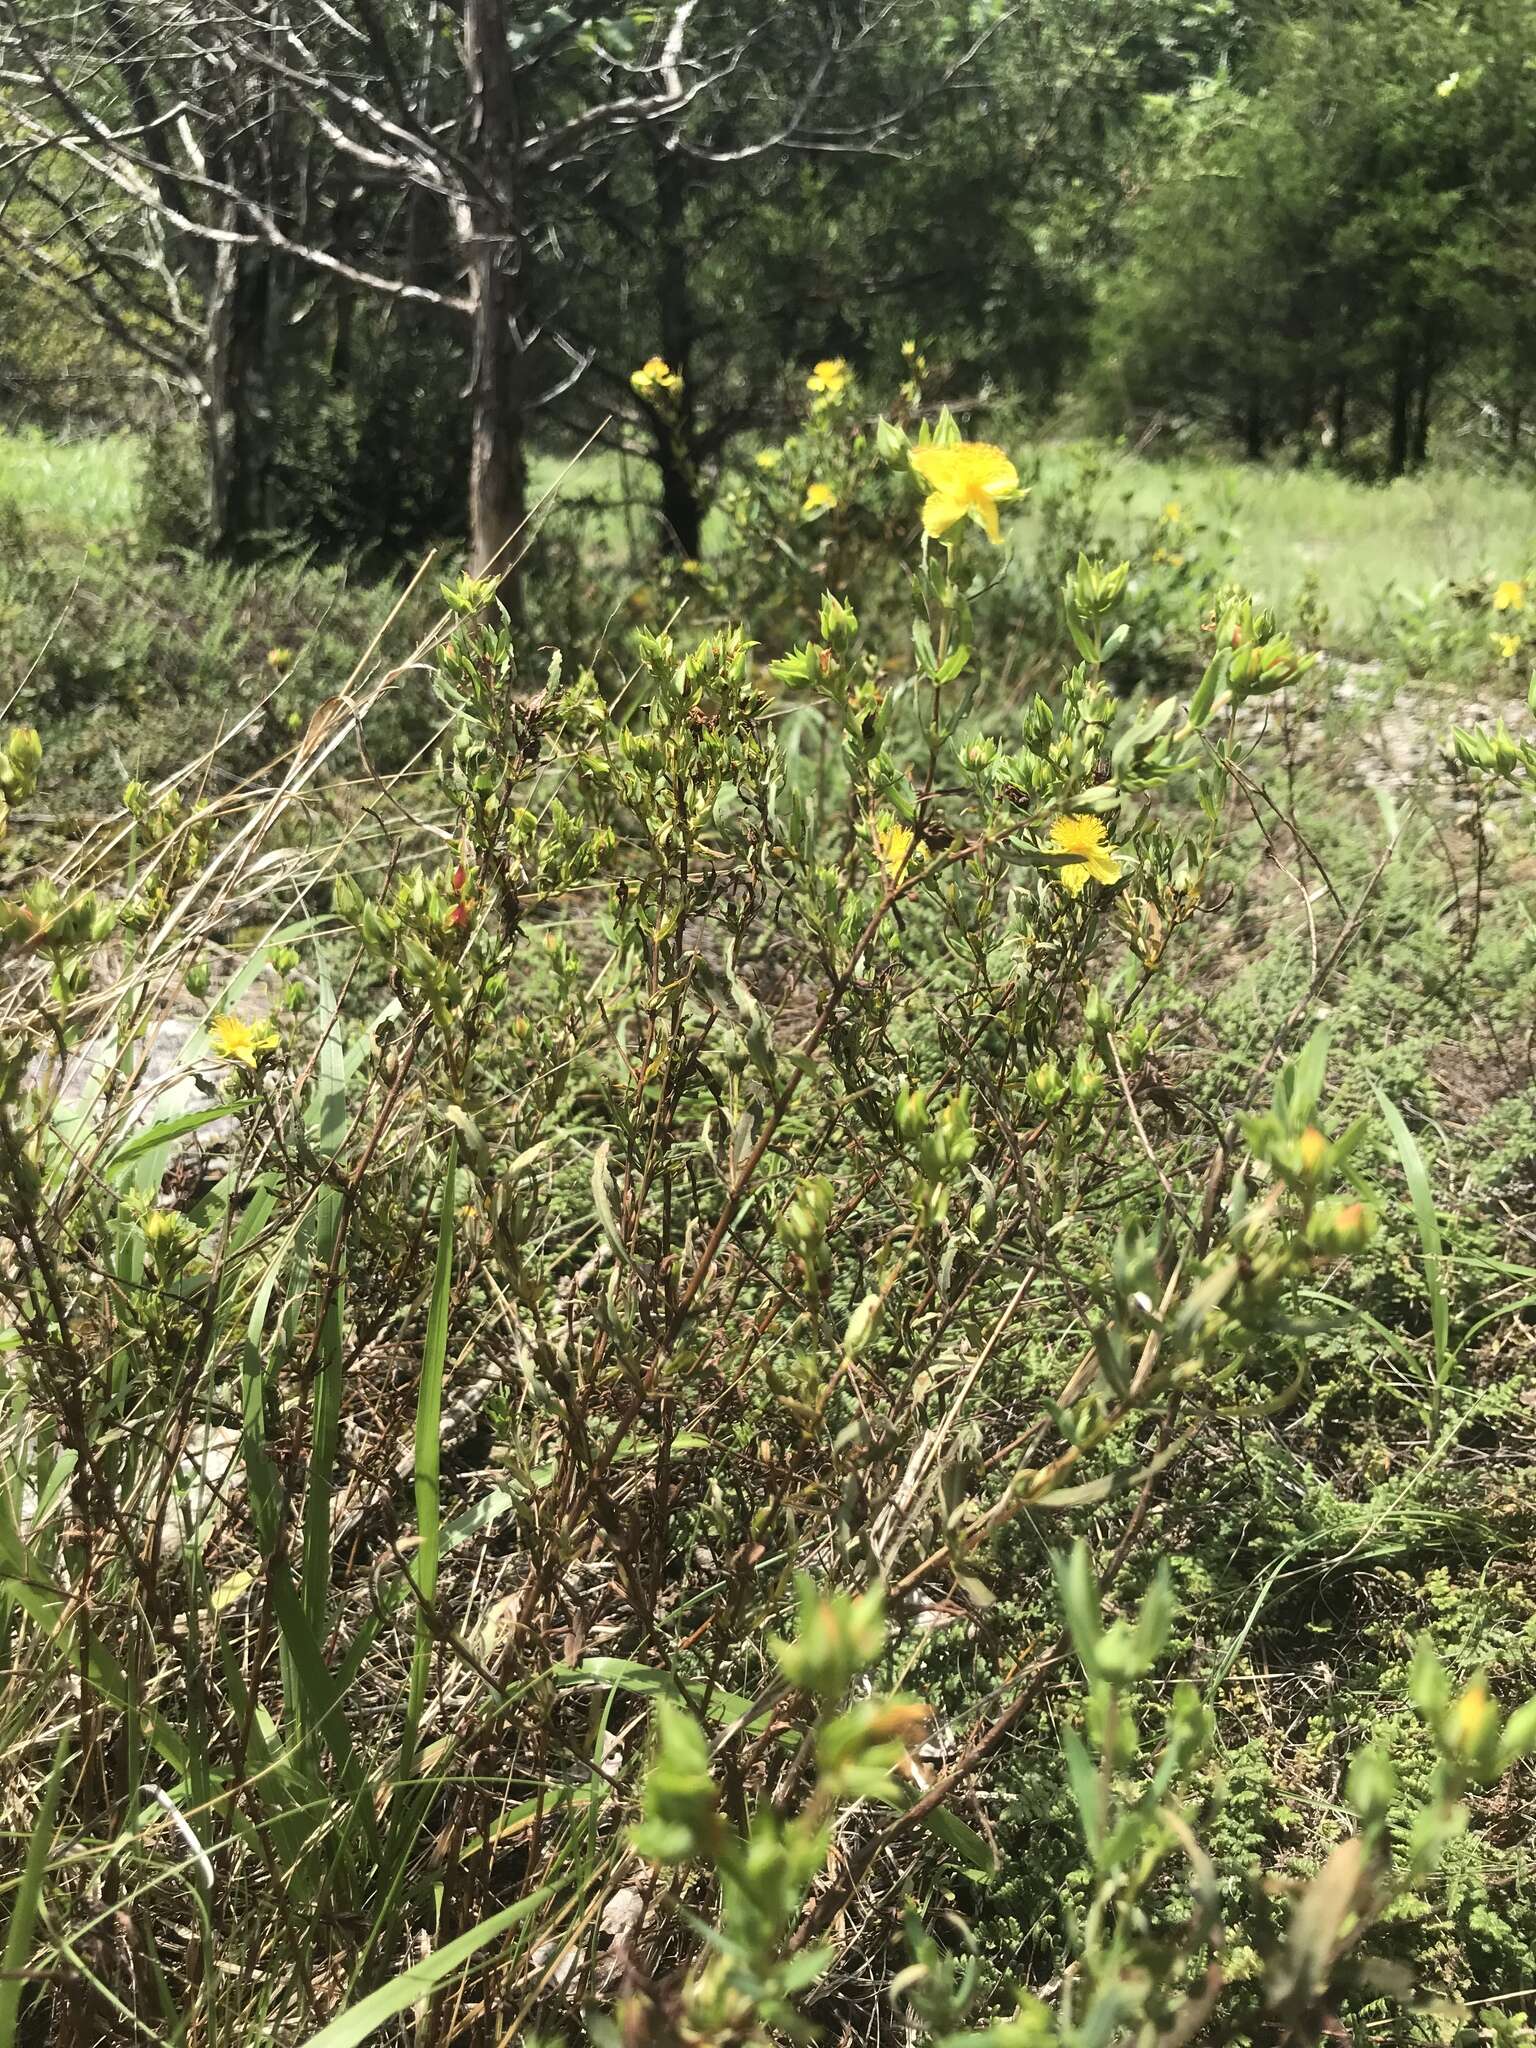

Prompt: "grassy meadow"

[8,426,1536,638]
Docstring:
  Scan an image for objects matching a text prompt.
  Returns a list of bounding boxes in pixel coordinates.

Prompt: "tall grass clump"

[2,385,1534,2048]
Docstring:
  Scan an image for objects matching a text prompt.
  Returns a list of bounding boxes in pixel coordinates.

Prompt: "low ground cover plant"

[1,392,1535,2047]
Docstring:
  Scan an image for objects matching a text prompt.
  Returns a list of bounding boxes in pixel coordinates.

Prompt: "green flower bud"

[894,1082,930,1143]
[1025,1057,1065,1110]
[771,1576,885,1701]
[842,1291,883,1359]
[7,726,41,779]
[818,591,858,650]
[1082,986,1113,1039]
[1304,1200,1378,1254]
[1069,1045,1104,1105]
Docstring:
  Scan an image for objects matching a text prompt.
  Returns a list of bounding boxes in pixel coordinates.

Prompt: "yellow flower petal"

[921,490,966,538]
[1048,814,1122,896]
[1494,578,1526,613]
[909,441,1019,498]
[910,441,1020,545]
[807,356,850,397]
[871,810,924,882]
[208,1013,277,1070]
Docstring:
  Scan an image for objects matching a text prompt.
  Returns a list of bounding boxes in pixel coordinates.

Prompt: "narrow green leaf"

[402,1135,457,1771]
[589,1140,628,1262]
[105,1100,253,1172]
[0,1733,69,2045]
[293,1886,556,2048]
[1375,1089,1450,1394]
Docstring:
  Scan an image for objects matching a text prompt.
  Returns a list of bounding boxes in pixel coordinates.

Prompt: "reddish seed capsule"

[451,863,467,893]
[448,901,470,931]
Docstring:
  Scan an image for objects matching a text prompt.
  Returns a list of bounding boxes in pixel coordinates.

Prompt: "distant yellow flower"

[755,447,782,470]
[631,355,682,398]
[900,339,917,358]
[1161,501,1182,524]
[802,481,837,515]
[871,810,924,883]
[1048,814,1122,896]
[680,558,702,576]
[1435,71,1461,97]
[266,645,294,671]
[208,1013,278,1070]
[1494,578,1526,613]
[1168,551,1186,568]
[1493,631,1522,660]
[806,357,850,397]
[909,441,1020,545]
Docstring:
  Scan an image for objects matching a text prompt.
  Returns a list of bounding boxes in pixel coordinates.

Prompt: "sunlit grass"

[0,427,140,540]
[8,426,1534,655]
[1021,444,1536,644]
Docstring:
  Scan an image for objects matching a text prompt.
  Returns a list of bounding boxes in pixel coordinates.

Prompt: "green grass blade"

[293,1886,556,2048]
[0,1734,69,2046]
[1375,1089,1451,1415]
[401,1133,457,1773]
[104,1101,255,1174]
[301,963,348,1636]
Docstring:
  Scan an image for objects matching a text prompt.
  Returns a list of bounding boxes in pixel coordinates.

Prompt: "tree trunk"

[203,241,275,555]
[1243,389,1264,461]
[650,137,703,558]
[464,219,528,579]
[1331,379,1348,462]
[657,451,702,559]
[1293,376,1315,468]
[1411,354,1434,471]
[462,0,527,597]
[1387,352,1412,479]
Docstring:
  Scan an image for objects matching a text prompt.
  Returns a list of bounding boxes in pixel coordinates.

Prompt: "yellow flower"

[1161,501,1182,523]
[1448,1679,1496,1755]
[871,810,924,883]
[631,355,682,398]
[266,645,294,671]
[1435,71,1461,97]
[1048,814,1122,896]
[1493,631,1522,660]
[909,441,1021,545]
[1494,578,1526,613]
[755,447,782,470]
[806,357,850,397]
[208,1013,278,1070]
[680,558,702,576]
[900,338,917,358]
[802,481,837,516]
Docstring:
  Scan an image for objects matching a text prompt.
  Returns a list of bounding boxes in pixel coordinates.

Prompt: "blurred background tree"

[3,0,1536,574]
